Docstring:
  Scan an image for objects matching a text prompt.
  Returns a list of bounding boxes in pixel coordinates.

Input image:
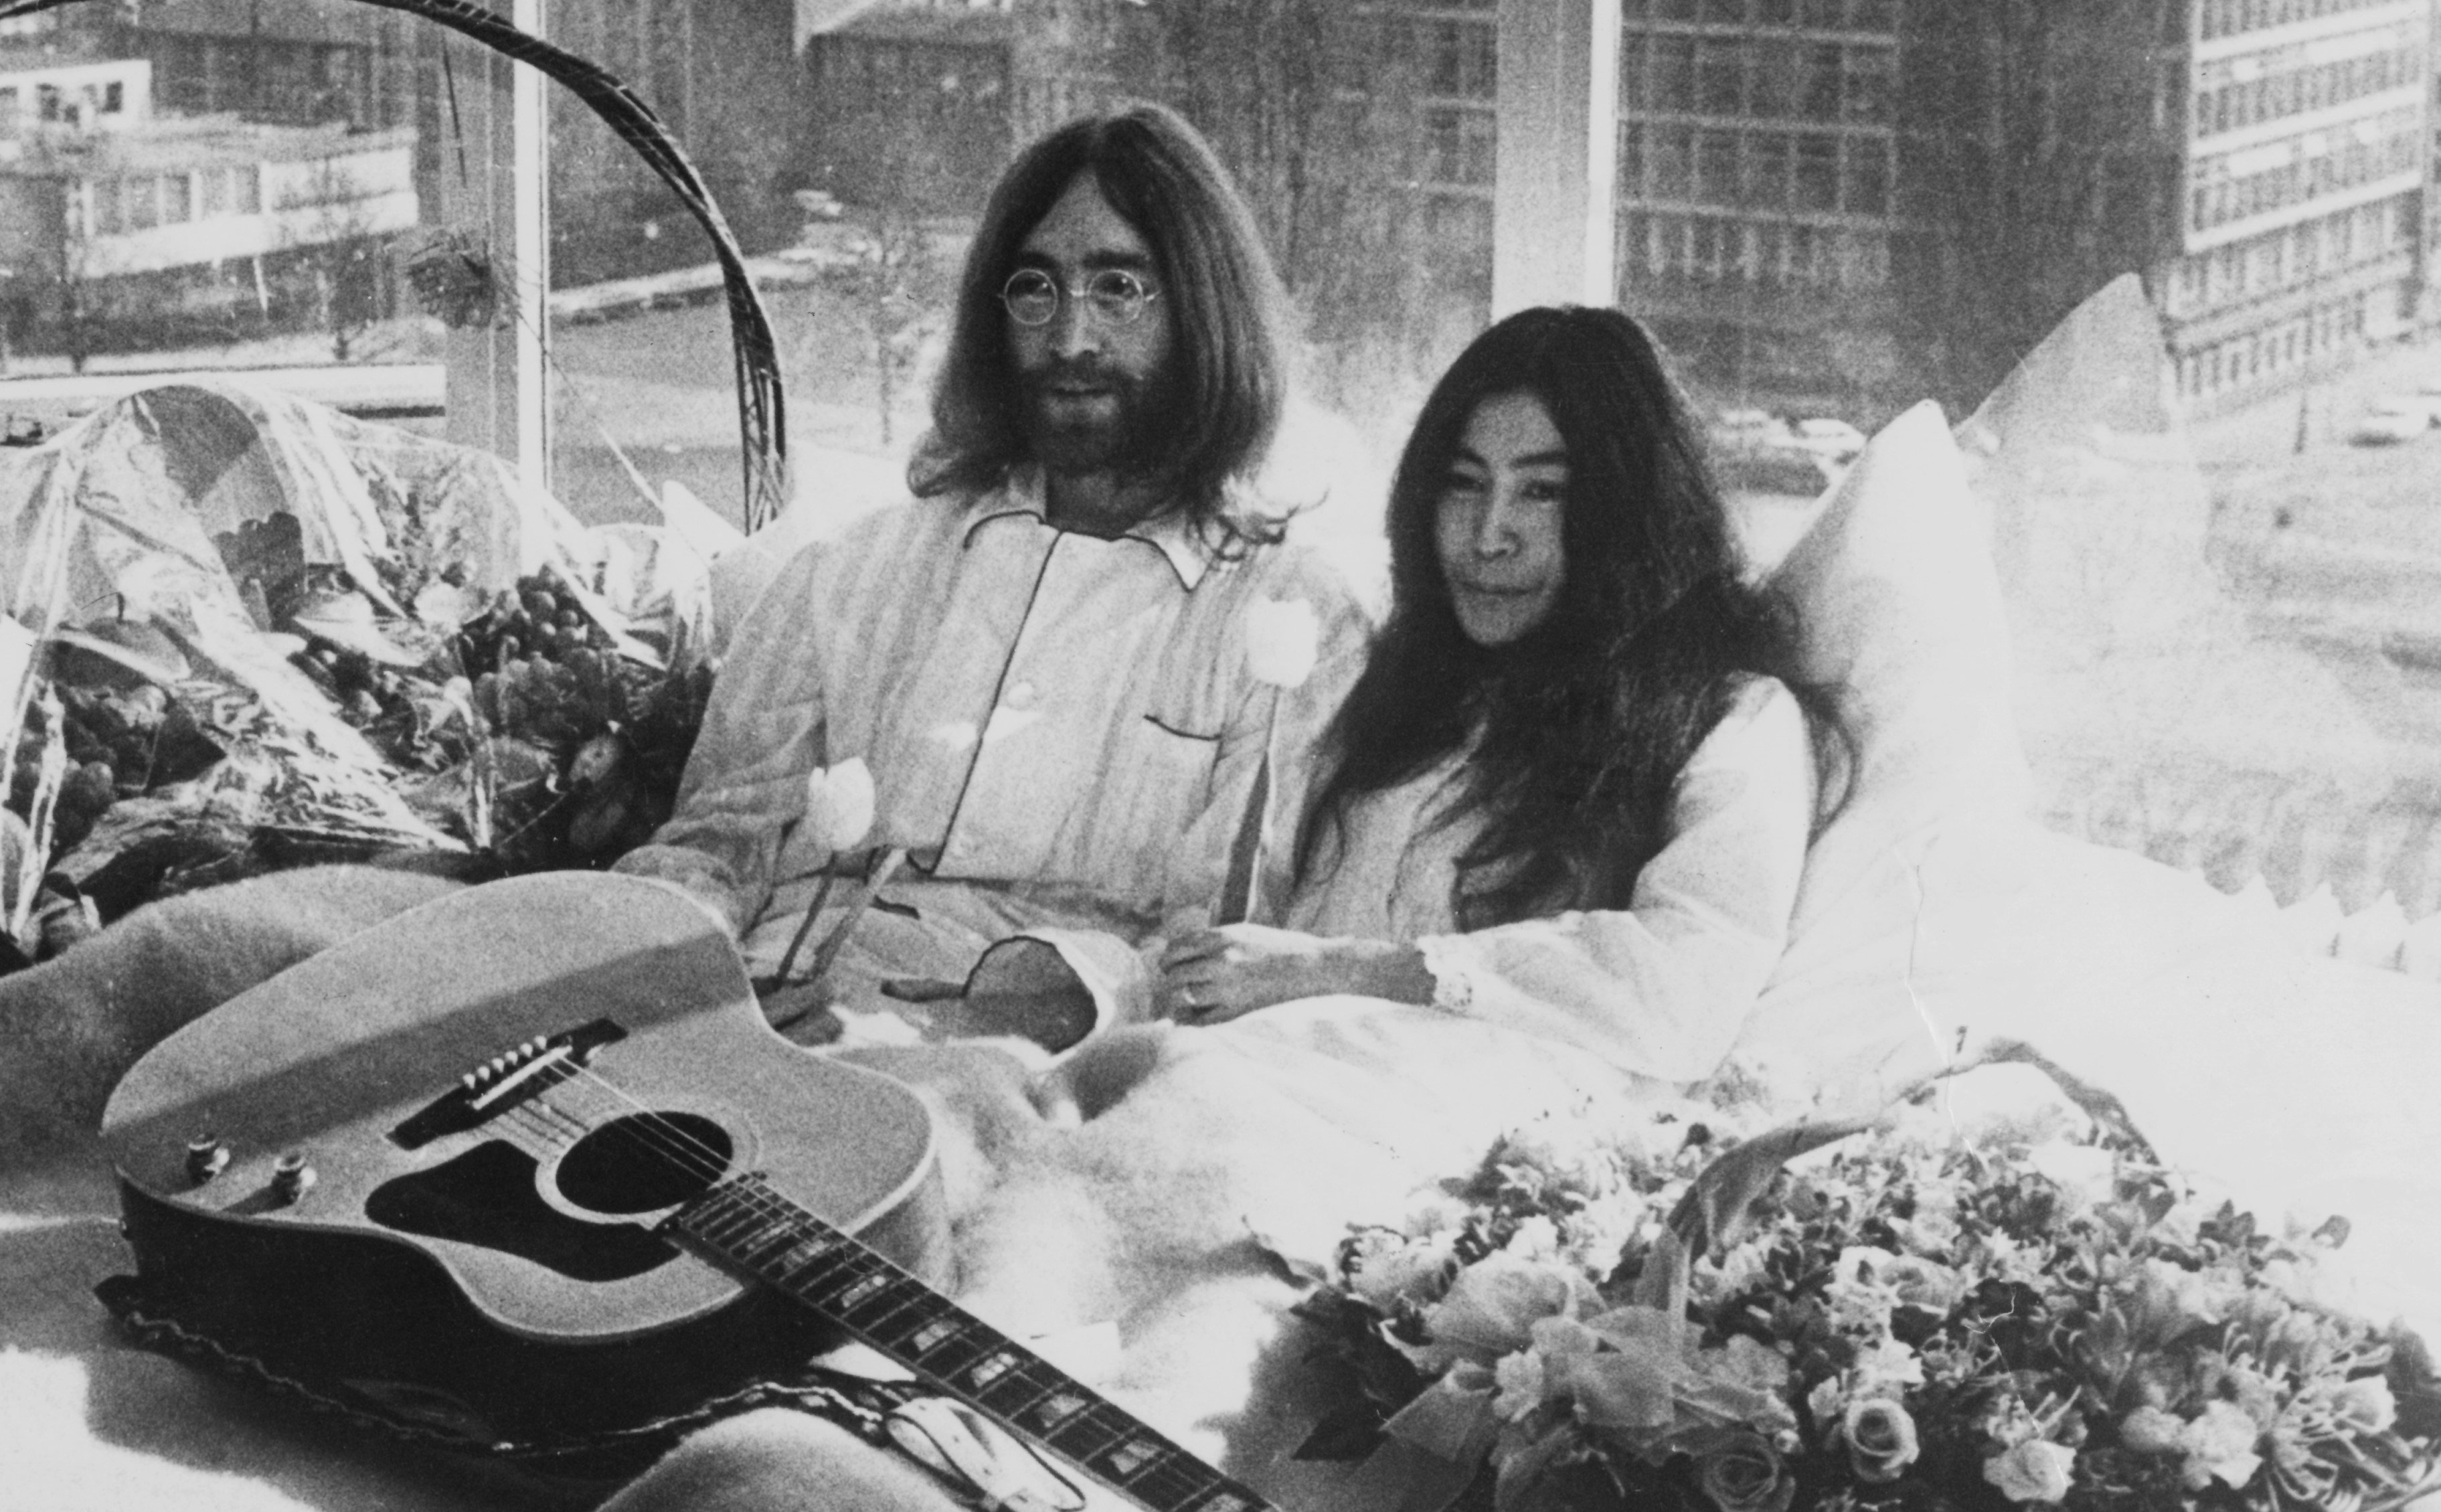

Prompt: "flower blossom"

[2330,1375,2398,1435]
[1695,1432,1796,1512]
[1344,1229,1456,1311]
[2178,1400,2265,1491]
[1843,1396,1922,1483]
[1491,1349,1547,1423]
[802,758,876,853]
[1244,598,1321,689]
[1983,1439,2076,1503]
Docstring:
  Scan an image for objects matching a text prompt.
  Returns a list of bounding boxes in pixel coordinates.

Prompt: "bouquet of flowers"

[1290,1093,2441,1512]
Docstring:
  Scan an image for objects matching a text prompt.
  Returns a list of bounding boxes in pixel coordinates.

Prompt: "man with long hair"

[612,102,1365,1049]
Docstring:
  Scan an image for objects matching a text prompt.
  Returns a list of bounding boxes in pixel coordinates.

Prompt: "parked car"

[2349,401,2432,446]
[1712,407,1794,450]
[1790,417,1868,461]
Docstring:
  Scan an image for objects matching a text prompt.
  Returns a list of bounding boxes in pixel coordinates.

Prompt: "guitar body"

[100,871,948,1452]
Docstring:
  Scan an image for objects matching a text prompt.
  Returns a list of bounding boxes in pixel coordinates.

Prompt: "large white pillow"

[1766,401,2031,936]
[1730,402,2040,1106]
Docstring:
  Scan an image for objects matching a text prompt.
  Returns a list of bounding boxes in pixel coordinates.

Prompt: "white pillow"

[1766,400,2031,937]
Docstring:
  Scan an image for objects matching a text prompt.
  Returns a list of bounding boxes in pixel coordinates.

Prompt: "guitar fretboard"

[669,1175,1275,1512]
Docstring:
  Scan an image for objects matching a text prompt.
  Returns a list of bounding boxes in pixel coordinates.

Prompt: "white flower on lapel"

[803,758,876,853]
[1245,597,1321,690]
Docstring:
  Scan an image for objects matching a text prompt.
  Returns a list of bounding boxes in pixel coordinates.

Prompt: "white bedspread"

[5,817,2436,1512]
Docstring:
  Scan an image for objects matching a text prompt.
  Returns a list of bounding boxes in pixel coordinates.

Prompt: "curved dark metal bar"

[0,0,789,531]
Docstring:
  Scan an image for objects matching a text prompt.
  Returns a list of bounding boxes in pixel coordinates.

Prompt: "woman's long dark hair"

[1297,305,1831,930]
[912,102,1294,539]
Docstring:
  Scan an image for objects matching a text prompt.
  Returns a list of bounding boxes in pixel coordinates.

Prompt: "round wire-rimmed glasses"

[1000,266,1161,327]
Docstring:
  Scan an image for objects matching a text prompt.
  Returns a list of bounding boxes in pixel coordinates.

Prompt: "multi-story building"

[0,35,418,362]
[1611,0,2436,423]
[2164,0,2432,408]
[120,0,798,288]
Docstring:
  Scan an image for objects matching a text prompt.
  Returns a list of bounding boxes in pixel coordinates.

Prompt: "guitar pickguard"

[366,1141,679,1283]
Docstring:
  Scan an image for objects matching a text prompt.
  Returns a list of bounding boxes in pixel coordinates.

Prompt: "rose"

[1344,1230,1456,1311]
[1983,1439,2076,1503]
[1491,1348,1548,1424]
[1843,1397,1922,1483]
[1695,1432,1796,1512]
[1244,597,1321,689]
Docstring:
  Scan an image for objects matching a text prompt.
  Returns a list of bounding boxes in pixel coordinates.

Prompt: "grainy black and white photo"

[1,3,2438,1510]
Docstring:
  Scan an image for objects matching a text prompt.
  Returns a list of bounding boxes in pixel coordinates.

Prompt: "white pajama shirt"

[1282,677,1818,1082]
[615,469,1369,1015]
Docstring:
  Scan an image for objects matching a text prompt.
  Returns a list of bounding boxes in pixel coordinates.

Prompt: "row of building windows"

[2193,41,2421,137]
[147,33,406,133]
[1624,33,1893,125]
[1622,0,1900,34]
[2176,290,2372,398]
[1621,210,1891,290]
[2199,0,2409,41]
[0,78,129,129]
[1627,124,1891,218]
[2188,110,2420,230]
[2164,195,2408,314]
[86,164,263,236]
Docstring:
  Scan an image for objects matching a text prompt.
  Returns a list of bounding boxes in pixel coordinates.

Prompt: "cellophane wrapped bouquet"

[1290,1098,2440,1512]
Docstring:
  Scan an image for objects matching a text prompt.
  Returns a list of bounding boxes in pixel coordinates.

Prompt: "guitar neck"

[667,1175,1275,1512]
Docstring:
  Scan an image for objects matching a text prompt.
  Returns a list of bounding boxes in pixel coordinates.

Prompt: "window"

[1695,129,1739,204]
[1842,46,1892,124]
[1652,35,1697,112]
[126,173,160,230]
[90,177,122,236]
[1697,40,1742,114]
[1796,133,1839,209]
[160,172,191,224]
[1842,135,1889,214]
[1801,44,1842,120]
[1652,123,1693,197]
[100,81,123,114]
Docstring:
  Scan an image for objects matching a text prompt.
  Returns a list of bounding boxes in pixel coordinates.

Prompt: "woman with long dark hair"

[1158,305,1836,1081]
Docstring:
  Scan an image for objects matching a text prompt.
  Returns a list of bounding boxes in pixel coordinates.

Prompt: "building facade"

[2164,0,2432,407]
[0,30,418,363]
[1610,0,2436,423]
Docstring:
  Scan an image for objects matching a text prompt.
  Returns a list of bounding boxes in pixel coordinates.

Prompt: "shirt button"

[1005,681,1038,711]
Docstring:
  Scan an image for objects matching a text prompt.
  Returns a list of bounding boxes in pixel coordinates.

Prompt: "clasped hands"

[1155,924,1433,1025]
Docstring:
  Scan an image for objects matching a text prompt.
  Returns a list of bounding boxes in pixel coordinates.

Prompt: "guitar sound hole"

[556,1112,734,1215]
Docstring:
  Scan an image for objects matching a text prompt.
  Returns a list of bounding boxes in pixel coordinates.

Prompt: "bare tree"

[1116,1,1454,418]
[281,159,404,363]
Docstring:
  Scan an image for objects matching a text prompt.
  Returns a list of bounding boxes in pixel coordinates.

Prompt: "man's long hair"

[912,102,1294,535]
[1296,305,1835,930]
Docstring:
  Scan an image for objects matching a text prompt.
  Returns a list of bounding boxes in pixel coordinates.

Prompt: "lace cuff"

[1414,934,1478,1015]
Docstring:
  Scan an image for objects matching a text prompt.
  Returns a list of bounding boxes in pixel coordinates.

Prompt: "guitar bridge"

[388,1018,627,1150]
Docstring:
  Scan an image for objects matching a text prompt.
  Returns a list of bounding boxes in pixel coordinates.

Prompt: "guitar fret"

[670,1177,1277,1512]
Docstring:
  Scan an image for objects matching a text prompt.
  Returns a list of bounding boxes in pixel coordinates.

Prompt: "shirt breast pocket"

[1129,712,1224,823]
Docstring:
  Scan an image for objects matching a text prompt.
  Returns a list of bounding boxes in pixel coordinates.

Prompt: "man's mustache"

[1023,356,1125,388]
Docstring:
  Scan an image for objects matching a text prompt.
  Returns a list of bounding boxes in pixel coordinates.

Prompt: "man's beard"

[1016,356,1173,479]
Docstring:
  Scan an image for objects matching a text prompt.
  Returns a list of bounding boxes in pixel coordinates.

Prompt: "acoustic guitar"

[100,871,1274,1511]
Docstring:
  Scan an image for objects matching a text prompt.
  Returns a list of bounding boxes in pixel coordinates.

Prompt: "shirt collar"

[962,467,1216,591]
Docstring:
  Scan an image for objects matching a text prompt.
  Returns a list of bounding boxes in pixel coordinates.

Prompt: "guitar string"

[457,1055,1234,1510]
